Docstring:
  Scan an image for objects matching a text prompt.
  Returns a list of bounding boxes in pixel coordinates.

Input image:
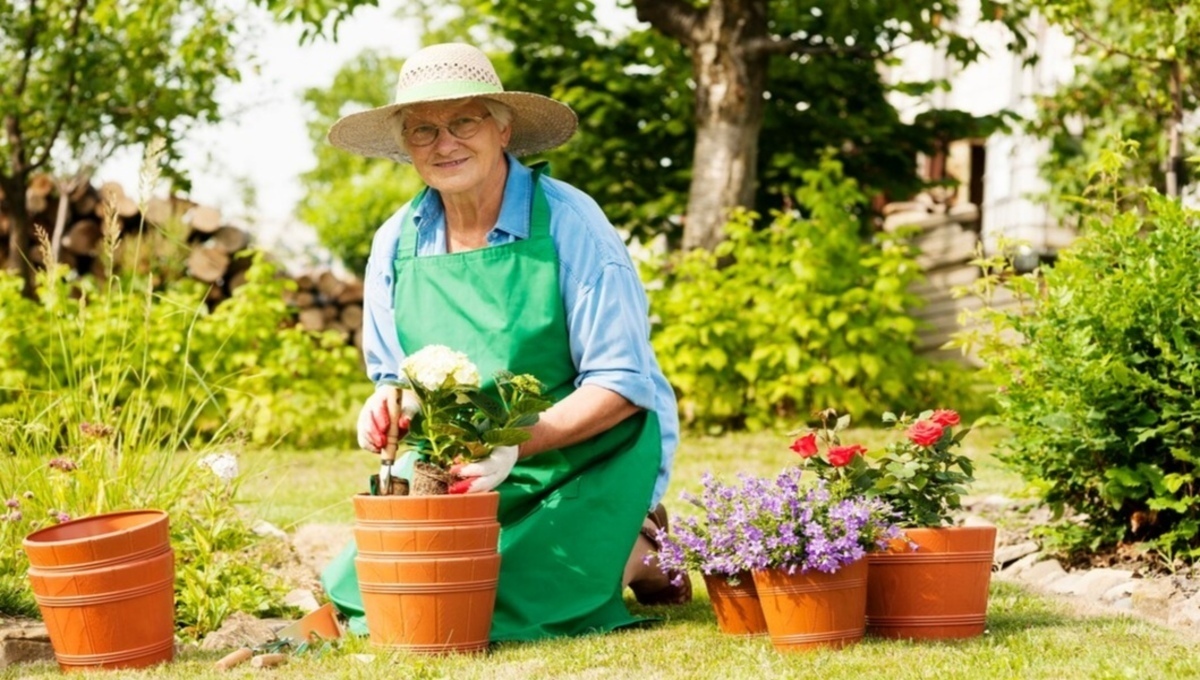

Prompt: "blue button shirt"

[360,155,679,508]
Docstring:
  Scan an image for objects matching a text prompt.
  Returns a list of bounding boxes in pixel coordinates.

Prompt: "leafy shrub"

[173,471,297,638]
[642,154,983,432]
[957,143,1200,561]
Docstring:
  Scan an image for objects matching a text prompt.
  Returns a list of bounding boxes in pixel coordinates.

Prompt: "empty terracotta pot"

[866,525,997,640]
[752,559,868,653]
[23,510,175,671]
[702,572,768,636]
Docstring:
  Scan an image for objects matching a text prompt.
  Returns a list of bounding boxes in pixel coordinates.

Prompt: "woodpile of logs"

[6,173,368,352]
[285,270,367,351]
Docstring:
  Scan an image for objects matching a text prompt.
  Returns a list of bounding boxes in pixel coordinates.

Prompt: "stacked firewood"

[6,173,367,351]
[285,271,367,351]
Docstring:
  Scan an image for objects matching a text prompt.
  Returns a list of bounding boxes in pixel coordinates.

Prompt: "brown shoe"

[631,503,693,606]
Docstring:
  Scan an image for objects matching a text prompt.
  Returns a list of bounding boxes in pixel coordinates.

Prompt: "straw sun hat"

[327,43,578,163]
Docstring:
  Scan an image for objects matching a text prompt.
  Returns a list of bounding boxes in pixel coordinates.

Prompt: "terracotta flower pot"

[703,572,767,636]
[23,510,175,671]
[352,493,500,654]
[752,559,868,652]
[866,525,997,640]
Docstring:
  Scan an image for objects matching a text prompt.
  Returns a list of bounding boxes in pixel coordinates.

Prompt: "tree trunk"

[1,175,36,299]
[635,0,770,252]
[1166,59,1183,198]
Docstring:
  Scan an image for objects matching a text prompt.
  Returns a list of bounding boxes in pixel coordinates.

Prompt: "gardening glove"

[356,385,420,454]
[448,445,519,494]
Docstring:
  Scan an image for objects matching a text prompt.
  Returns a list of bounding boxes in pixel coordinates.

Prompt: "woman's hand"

[448,446,519,494]
[356,386,419,453]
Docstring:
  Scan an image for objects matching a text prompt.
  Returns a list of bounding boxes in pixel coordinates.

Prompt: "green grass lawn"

[9,427,1200,679]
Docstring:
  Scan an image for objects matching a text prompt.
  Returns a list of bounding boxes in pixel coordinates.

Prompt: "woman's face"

[401,99,511,199]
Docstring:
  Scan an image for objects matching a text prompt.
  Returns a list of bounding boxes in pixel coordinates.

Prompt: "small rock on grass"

[1130,579,1176,623]
[283,589,321,614]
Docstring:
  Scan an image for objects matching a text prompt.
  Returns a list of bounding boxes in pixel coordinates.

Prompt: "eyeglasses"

[402,113,493,147]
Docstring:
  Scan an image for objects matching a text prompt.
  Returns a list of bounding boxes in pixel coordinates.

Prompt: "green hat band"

[395,80,504,105]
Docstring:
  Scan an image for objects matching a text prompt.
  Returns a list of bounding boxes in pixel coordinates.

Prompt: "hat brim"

[327,92,578,162]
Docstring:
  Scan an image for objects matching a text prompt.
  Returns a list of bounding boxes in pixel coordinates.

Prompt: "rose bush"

[790,408,975,527]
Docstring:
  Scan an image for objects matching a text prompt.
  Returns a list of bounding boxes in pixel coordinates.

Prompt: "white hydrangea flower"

[402,345,480,391]
[199,452,238,483]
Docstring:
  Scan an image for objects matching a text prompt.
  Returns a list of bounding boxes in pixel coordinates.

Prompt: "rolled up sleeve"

[567,261,658,410]
[361,210,407,386]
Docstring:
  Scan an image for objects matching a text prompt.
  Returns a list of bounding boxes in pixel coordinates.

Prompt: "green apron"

[322,164,662,642]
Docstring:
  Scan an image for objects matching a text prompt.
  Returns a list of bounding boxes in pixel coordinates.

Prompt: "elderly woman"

[320,43,689,642]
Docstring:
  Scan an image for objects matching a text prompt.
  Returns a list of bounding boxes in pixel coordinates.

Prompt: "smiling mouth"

[434,158,468,169]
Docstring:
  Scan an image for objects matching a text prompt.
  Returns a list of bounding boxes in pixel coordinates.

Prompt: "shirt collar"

[410,153,532,240]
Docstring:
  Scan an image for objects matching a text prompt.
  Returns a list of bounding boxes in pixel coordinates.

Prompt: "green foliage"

[956,142,1200,559]
[193,252,368,448]
[0,253,365,449]
[298,50,425,273]
[0,0,240,186]
[253,0,379,41]
[643,154,982,432]
[173,477,296,638]
[1028,0,1200,211]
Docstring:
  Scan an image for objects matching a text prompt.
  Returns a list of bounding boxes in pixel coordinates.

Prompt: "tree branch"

[29,0,88,171]
[632,0,704,46]
[12,0,40,100]
[1069,19,1165,64]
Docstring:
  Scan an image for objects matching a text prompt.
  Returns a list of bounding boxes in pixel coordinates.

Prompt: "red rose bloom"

[930,409,961,428]
[827,444,866,467]
[907,420,945,447]
[790,432,819,458]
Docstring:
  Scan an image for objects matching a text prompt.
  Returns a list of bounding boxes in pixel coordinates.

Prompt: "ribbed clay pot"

[353,493,500,653]
[866,525,997,640]
[23,510,175,671]
[703,572,768,636]
[752,559,868,652]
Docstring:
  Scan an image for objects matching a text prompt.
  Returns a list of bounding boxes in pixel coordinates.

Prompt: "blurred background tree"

[1027,0,1198,216]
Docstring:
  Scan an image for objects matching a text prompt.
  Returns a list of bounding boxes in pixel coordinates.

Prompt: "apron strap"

[397,187,429,262]
[396,162,552,260]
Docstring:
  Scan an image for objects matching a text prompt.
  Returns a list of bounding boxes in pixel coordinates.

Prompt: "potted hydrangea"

[790,408,996,640]
[353,345,551,653]
[385,344,551,495]
[652,468,901,652]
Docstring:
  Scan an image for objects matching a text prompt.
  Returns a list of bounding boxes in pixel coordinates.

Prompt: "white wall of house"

[883,1,1078,257]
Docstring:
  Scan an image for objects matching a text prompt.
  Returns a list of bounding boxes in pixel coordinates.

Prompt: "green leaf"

[466,391,506,423]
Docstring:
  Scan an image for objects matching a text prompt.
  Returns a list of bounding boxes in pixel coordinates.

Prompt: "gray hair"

[390,98,514,152]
